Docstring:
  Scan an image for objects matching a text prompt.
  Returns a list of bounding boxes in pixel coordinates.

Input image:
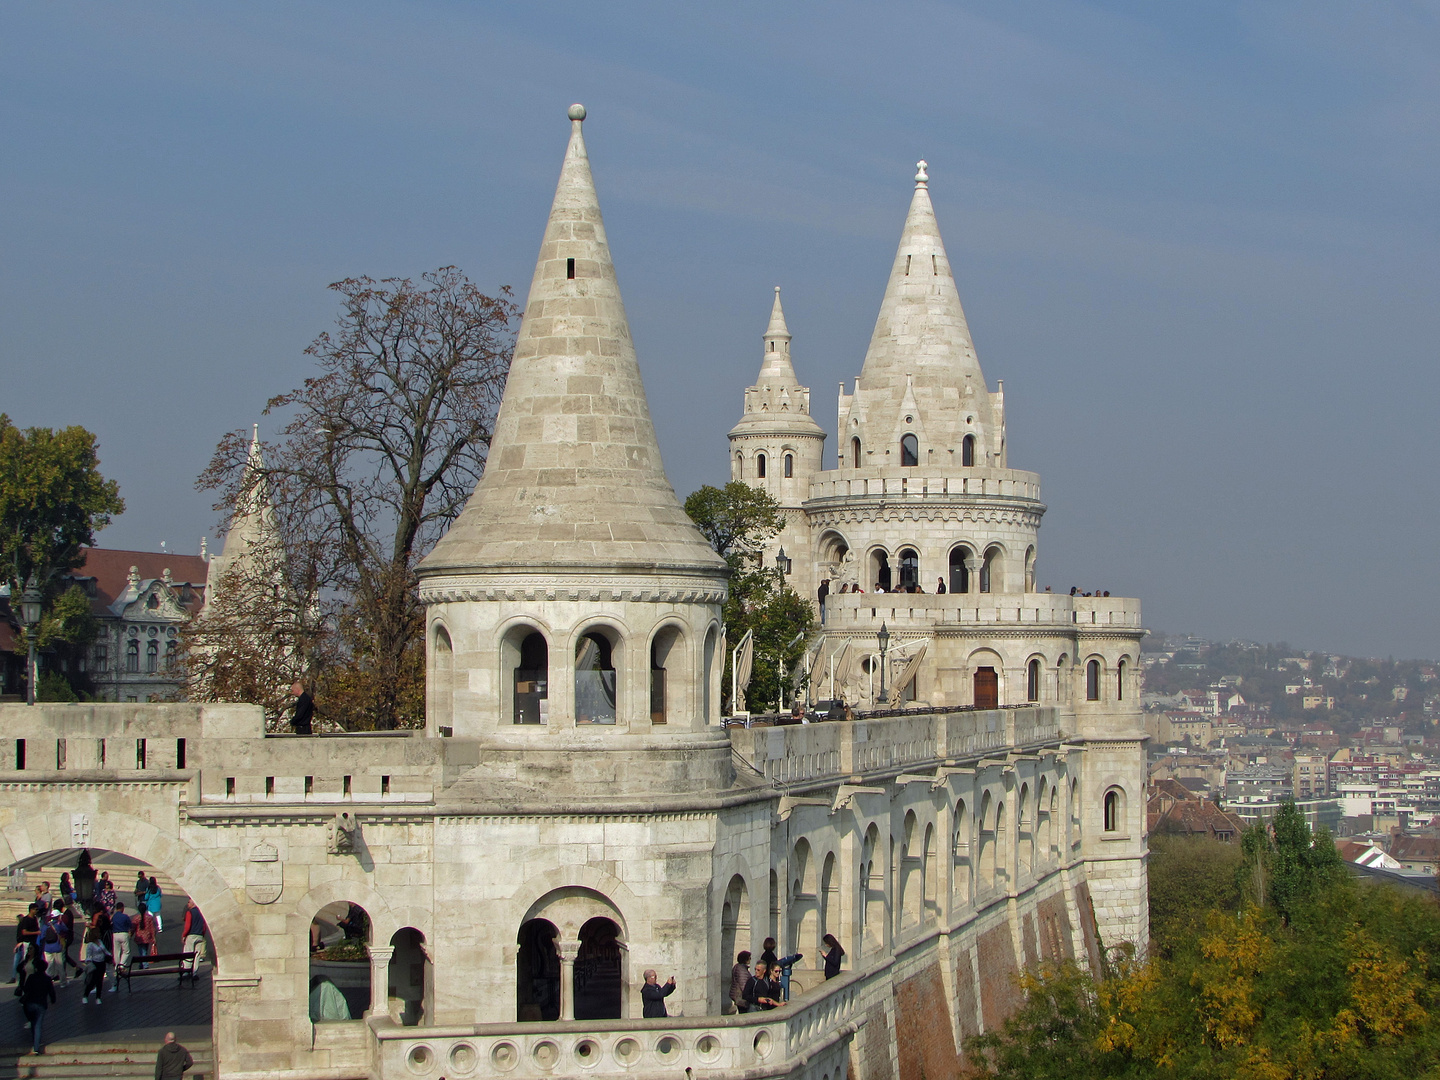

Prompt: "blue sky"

[3,2,1437,658]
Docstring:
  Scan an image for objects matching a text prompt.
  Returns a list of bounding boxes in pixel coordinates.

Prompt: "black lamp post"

[20,577,43,706]
[775,547,788,578]
[877,621,890,705]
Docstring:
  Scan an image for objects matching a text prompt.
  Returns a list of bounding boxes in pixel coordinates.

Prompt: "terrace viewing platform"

[822,590,1142,630]
[806,465,1042,505]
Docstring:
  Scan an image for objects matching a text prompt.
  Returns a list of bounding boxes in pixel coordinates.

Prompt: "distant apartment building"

[1226,764,1293,804]
[1293,753,1329,799]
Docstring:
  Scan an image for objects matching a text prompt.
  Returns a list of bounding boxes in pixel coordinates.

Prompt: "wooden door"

[973,667,999,709]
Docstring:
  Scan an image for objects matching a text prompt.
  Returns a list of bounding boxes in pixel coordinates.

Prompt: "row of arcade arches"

[849,434,978,468]
[430,620,721,729]
[823,534,1037,595]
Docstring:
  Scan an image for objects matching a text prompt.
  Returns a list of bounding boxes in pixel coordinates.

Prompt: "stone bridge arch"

[0,806,251,971]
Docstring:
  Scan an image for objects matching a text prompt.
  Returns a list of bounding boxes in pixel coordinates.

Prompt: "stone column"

[367,946,394,1017]
[558,943,578,1021]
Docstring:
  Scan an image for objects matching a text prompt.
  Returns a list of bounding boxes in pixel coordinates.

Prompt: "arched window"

[432,625,453,732]
[1103,789,1121,832]
[871,549,891,593]
[310,901,370,1021]
[576,631,618,725]
[948,548,970,594]
[1086,659,1101,701]
[783,453,793,478]
[962,434,976,467]
[900,433,919,467]
[574,917,623,1020]
[126,639,139,672]
[516,919,560,1021]
[146,639,159,673]
[514,631,549,724]
[389,928,431,1026]
[980,547,1001,593]
[1117,659,1127,702]
[650,626,683,725]
[1027,658,1040,702]
[757,453,767,478]
[898,548,919,591]
[851,437,861,468]
[735,452,744,478]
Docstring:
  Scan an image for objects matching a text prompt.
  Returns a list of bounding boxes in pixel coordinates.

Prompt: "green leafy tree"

[1147,833,1244,957]
[1238,801,1346,920]
[0,416,123,696]
[684,483,814,713]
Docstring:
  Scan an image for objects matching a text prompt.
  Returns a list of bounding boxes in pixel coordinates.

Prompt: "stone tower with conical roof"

[728,288,826,581]
[204,425,283,607]
[417,104,732,796]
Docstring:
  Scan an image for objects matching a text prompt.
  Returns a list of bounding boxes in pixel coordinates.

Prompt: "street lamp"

[20,577,43,707]
[877,622,890,706]
[775,547,788,578]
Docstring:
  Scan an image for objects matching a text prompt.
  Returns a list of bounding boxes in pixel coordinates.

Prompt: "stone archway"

[0,808,250,971]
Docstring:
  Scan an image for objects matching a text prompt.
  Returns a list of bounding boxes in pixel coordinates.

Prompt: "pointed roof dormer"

[419,106,726,578]
[842,161,1001,465]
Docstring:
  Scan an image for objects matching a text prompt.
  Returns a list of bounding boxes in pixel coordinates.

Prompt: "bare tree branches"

[196,268,518,729]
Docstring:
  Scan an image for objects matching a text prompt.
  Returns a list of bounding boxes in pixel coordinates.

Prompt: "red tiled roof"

[69,547,208,615]
[1392,836,1440,862]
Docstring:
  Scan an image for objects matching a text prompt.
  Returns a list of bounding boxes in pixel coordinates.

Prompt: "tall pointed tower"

[727,288,826,594]
[417,105,731,794]
[838,161,1004,472]
[204,425,282,605]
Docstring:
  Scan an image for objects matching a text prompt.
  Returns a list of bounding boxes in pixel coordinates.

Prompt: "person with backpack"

[133,907,157,968]
[108,903,132,992]
[39,911,65,988]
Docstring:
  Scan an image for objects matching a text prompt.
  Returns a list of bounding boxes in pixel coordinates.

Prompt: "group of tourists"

[726,934,845,1014]
[8,850,209,1056]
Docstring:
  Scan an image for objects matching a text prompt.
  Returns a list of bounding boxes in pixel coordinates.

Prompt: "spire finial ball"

[915,160,929,183]
[568,103,586,122]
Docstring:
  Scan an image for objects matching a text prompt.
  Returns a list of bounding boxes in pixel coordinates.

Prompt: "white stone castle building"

[0,106,1146,1080]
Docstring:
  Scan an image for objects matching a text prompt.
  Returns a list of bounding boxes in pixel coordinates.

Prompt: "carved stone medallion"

[245,841,282,904]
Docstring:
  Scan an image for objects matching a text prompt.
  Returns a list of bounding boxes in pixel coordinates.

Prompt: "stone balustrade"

[823,591,1141,629]
[373,969,863,1079]
[807,465,1042,503]
[729,706,1059,787]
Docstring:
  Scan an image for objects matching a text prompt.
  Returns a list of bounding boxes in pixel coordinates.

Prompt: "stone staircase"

[0,1039,213,1080]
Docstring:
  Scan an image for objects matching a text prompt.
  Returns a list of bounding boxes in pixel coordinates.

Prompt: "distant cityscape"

[1142,631,1439,888]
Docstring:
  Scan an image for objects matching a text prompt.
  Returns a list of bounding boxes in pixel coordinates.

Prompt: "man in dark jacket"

[289,682,314,735]
[640,970,675,1018]
[16,957,55,1055]
[155,1032,193,1079]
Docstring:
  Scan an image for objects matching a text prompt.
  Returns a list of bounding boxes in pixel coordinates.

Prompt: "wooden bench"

[116,950,199,990]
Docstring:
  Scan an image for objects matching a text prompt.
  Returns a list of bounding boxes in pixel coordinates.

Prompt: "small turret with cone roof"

[417,107,733,797]
[837,160,1005,471]
[204,424,281,606]
[729,287,824,443]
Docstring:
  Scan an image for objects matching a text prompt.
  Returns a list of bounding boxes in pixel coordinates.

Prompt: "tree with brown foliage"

[197,268,517,729]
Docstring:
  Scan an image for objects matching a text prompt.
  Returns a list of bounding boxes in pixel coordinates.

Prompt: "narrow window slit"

[566,258,576,279]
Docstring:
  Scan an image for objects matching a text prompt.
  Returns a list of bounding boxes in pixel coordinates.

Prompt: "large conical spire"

[205,424,282,603]
[842,161,1001,463]
[420,106,726,576]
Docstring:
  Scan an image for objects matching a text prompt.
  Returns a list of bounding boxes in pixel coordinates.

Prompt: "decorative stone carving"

[327,811,360,855]
[245,840,282,904]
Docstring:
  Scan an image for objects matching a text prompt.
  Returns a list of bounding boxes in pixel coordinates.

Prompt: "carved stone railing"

[729,707,1060,787]
[372,970,863,1079]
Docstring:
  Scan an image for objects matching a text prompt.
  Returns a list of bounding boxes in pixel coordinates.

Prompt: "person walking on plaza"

[145,876,163,933]
[640,970,676,1018]
[109,902,132,991]
[80,927,106,1004]
[11,903,40,983]
[73,850,97,910]
[290,681,315,735]
[134,905,157,967]
[728,950,752,1013]
[39,907,66,987]
[822,934,845,979]
[154,1032,194,1079]
[181,899,207,973]
[16,950,56,1056]
[134,870,149,911]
